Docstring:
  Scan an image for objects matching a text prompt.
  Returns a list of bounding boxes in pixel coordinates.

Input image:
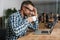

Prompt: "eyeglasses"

[24,6,34,12]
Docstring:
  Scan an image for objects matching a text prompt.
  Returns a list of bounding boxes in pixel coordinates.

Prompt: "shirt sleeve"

[28,18,38,30]
[8,15,29,37]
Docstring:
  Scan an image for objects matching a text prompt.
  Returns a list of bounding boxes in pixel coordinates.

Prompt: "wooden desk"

[18,21,60,40]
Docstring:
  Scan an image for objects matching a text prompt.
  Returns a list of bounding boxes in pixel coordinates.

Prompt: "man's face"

[22,4,34,16]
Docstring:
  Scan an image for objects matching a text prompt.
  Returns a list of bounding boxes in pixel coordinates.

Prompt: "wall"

[0,0,3,17]
[58,2,60,14]
[30,0,59,14]
[0,0,26,17]
[34,3,56,14]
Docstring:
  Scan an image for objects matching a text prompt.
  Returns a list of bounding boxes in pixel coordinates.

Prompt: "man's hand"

[31,7,38,17]
[33,7,38,17]
[27,17,33,23]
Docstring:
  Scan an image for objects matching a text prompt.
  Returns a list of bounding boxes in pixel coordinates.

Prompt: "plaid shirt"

[6,11,38,40]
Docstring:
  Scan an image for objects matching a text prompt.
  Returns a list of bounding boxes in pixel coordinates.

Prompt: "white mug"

[32,16,37,21]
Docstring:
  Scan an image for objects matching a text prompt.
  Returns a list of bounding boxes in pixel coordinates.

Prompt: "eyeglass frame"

[24,6,34,12]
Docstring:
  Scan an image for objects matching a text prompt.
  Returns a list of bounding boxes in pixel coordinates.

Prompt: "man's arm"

[28,18,38,30]
[8,15,30,37]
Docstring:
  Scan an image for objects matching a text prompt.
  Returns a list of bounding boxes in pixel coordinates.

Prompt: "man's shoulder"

[9,11,21,17]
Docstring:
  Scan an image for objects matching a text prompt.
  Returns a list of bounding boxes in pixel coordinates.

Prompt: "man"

[6,1,38,40]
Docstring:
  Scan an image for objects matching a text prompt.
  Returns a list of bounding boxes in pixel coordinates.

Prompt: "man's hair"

[21,1,34,10]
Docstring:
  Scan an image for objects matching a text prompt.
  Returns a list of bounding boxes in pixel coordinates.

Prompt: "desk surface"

[18,21,60,40]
